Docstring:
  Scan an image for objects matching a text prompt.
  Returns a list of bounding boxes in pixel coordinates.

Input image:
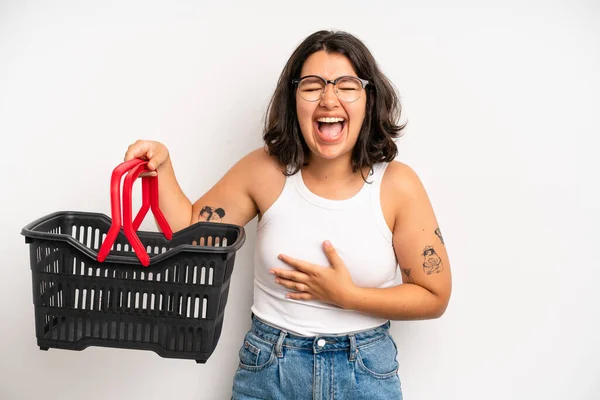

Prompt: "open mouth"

[314,117,346,142]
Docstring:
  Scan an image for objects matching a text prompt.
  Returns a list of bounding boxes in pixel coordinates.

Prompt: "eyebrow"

[299,74,359,79]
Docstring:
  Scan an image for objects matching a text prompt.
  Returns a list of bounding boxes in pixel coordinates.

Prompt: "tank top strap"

[368,162,390,187]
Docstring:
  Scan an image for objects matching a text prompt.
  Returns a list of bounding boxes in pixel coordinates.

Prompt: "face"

[295,51,367,162]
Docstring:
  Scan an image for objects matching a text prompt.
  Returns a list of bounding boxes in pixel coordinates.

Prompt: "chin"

[309,140,351,161]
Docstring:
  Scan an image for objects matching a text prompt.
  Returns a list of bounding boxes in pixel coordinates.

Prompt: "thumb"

[323,240,343,268]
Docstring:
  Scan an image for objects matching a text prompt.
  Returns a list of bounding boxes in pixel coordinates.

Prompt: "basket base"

[36,338,215,363]
[35,311,224,363]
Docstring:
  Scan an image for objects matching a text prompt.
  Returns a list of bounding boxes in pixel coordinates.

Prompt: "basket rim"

[21,210,246,266]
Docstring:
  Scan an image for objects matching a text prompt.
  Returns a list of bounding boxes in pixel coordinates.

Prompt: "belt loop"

[348,334,357,362]
[275,330,286,358]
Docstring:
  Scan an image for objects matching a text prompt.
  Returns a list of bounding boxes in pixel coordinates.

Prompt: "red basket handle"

[97,158,173,266]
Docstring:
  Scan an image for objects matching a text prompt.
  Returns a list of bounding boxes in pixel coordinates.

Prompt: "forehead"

[300,51,358,79]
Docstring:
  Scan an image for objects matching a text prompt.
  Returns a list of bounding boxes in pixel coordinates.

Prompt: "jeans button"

[317,339,326,347]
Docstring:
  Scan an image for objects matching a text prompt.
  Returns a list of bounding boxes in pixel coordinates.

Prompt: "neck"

[303,153,359,182]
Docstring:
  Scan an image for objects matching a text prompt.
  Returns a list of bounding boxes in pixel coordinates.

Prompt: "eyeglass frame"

[292,75,370,103]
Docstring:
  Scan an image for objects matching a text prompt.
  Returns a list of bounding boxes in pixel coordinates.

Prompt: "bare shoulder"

[238,146,287,216]
[381,160,429,204]
[238,146,286,183]
[379,160,435,233]
[245,146,285,170]
[191,146,286,227]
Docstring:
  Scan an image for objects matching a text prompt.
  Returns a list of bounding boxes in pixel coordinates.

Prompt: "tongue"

[319,122,343,138]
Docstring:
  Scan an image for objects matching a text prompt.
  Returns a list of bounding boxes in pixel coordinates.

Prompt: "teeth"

[316,117,345,123]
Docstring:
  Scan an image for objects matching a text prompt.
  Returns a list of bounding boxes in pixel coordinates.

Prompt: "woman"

[125,30,452,399]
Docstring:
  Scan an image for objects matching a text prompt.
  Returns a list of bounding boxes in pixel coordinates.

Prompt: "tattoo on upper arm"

[401,268,415,284]
[422,246,443,275]
[198,206,226,222]
[434,227,445,245]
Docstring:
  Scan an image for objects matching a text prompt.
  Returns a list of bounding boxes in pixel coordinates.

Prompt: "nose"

[319,83,338,108]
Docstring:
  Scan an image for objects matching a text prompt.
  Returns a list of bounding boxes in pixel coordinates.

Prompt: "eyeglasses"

[292,75,369,103]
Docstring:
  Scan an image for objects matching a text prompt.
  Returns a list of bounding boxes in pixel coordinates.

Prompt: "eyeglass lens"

[297,77,363,102]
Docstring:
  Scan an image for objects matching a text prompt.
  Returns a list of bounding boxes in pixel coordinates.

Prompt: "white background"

[1,1,599,399]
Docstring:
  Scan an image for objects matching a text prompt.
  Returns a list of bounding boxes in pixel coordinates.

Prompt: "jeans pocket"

[356,333,399,379]
[238,331,276,371]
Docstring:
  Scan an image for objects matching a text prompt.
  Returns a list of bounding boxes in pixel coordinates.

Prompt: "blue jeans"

[231,315,403,399]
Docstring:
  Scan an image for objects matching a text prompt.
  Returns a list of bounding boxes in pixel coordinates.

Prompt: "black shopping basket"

[21,158,246,363]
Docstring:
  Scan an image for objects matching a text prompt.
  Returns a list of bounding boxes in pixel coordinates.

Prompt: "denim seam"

[331,354,335,400]
[313,348,352,353]
[281,345,357,354]
[251,330,389,350]
[355,353,399,379]
[238,351,276,372]
[249,332,278,348]
[356,335,388,351]
[247,340,387,351]
[244,341,260,356]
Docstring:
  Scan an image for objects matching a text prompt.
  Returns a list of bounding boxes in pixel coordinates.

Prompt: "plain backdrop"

[1,1,599,399]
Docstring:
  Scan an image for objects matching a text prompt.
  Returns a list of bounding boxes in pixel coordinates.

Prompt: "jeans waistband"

[250,314,391,352]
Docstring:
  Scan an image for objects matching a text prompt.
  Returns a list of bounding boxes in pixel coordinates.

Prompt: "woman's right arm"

[124,140,260,232]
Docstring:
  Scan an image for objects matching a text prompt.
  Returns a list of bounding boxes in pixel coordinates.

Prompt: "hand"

[124,140,170,176]
[270,240,356,308]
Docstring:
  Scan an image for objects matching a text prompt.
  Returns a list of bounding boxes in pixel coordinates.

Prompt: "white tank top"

[251,162,398,336]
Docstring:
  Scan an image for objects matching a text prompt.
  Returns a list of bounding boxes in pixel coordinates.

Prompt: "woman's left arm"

[343,163,452,320]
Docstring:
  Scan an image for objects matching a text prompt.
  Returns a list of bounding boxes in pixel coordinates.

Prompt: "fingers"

[270,268,312,294]
[270,268,306,283]
[124,140,168,171]
[124,140,149,161]
[285,292,313,301]
[139,171,158,178]
[274,277,308,293]
[322,240,342,267]
[277,254,312,273]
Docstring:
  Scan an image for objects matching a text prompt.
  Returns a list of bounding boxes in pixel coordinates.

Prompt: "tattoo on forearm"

[401,268,415,284]
[434,227,445,245]
[198,206,226,222]
[422,246,443,275]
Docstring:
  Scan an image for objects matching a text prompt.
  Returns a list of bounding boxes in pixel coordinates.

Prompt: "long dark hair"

[263,30,406,179]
